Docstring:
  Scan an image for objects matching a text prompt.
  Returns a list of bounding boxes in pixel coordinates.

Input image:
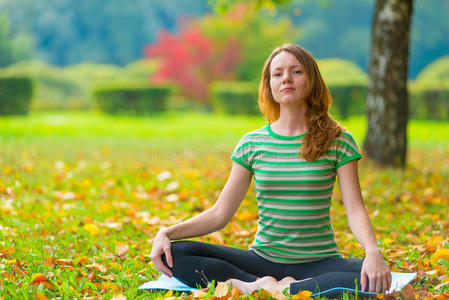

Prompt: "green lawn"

[0,111,448,299]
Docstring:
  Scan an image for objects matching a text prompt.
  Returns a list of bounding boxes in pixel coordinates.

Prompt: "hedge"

[210,81,259,115]
[93,83,171,115]
[328,84,367,119]
[0,77,33,115]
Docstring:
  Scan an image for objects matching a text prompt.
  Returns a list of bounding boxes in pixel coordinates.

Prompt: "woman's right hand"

[150,229,173,277]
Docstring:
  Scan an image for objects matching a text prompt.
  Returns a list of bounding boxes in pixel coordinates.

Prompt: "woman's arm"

[337,160,391,293]
[150,162,252,277]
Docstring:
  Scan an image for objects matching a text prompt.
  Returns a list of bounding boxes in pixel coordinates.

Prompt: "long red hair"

[258,44,343,161]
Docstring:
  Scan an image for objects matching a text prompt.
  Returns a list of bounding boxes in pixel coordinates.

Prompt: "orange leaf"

[31,273,54,290]
[54,258,74,266]
[35,294,48,300]
[115,242,129,257]
[290,290,313,300]
[230,287,243,300]
[0,248,14,258]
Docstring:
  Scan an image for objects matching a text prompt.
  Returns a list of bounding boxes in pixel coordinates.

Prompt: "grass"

[0,111,448,299]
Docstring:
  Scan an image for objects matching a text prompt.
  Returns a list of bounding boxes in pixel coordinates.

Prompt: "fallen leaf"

[0,248,14,258]
[269,289,287,300]
[54,258,74,266]
[115,242,129,256]
[400,284,415,300]
[83,223,100,236]
[192,290,207,298]
[214,282,229,297]
[31,273,54,289]
[432,248,449,265]
[290,290,313,300]
[230,287,243,300]
[86,263,107,273]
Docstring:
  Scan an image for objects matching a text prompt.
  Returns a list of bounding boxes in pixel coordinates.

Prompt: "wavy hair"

[258,44,343,161]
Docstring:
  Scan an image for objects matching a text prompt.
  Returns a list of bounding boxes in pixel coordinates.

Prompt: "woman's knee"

[161,240,196,269]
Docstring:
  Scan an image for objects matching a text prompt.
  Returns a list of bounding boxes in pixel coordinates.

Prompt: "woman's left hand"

[361,249,391,293]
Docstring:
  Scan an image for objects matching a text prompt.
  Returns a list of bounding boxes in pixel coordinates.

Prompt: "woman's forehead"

[270,51,302,70]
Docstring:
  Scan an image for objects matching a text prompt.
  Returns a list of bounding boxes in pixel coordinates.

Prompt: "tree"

[363,0,413,167]
[0,15,31,67]
[145,23,241,103]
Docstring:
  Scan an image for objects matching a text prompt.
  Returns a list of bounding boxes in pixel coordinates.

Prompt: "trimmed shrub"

[0,76,33,115]
[410,84,449,120]
[210,81,259,115]
[318,58,369,119]
[93,82,171,115]
[328,84,367,119]
[411,56,449,119]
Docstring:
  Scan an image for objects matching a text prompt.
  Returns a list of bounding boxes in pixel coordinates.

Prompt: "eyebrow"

[272,65,303,71]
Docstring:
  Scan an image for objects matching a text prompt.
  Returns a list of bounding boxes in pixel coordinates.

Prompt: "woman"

[150,44,391,297]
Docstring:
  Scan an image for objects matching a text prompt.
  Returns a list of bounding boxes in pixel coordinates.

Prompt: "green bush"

[411,56,449,120]
[0,76,33,115]
[410,84,449,120]
[93,82,172,115]
[328,84,367,119]
[0,61,86,110]
[318,58,369,119]
[210,81,259,115]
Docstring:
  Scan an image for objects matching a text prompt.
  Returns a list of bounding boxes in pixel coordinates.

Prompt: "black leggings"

[162,240,369,297]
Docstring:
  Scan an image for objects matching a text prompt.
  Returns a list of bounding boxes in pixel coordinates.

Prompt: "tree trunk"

[363,0,413,167]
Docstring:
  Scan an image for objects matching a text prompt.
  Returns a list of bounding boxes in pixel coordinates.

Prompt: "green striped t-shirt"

[231,123,361,264]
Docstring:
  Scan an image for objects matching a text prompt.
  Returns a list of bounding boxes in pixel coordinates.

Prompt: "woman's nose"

[282,72,292,83]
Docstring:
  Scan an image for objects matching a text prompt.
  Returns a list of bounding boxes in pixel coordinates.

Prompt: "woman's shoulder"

[239,124,270,141]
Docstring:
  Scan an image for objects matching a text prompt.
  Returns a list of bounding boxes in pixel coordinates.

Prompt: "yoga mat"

[139,272,417,296]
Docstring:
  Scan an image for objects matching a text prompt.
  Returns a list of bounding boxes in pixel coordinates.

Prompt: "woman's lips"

[281,88,295,92]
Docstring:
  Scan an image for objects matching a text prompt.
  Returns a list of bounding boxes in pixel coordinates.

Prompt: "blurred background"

[0,0,447,118]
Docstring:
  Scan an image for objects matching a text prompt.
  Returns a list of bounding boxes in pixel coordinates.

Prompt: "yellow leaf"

[83,223,99,236]
[214,282,229,297]
[431,248,449,265]
[383,238,394,245]
[165,290,173,298]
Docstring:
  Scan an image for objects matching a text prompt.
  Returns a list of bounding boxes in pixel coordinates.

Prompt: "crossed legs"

[161,240,365,295]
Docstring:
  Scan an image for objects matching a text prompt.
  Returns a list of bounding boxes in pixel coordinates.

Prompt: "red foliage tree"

[144,20,241,103]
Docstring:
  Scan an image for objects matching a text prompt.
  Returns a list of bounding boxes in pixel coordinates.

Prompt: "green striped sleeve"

[335,131,362,169]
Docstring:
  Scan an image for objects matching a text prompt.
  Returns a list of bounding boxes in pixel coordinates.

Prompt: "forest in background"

[0,0,448,78]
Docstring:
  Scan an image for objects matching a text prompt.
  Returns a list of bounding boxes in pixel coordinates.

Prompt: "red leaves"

[144,20,241,103]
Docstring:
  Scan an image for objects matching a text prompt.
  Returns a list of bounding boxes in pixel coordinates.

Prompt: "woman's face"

[269,51,308,107]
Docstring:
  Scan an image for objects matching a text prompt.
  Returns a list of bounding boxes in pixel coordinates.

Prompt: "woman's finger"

[164,245,173,268]
[369,274,376,293]
[153,256,173,277]
[384,271,392,293]
[360,270,367,292]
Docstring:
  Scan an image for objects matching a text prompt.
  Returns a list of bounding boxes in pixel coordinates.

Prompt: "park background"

[0,0,448,299]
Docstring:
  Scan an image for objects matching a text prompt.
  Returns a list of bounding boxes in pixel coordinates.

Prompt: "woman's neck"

[271,106,308,136]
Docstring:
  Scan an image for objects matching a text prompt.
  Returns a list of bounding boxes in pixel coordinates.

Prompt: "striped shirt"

[231,123,361,264]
